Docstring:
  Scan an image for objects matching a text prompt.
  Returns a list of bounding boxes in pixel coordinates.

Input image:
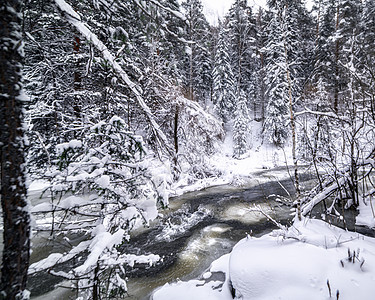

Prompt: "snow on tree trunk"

[0,0,31,298]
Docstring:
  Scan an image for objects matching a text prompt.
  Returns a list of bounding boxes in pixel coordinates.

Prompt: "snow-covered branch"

[295,108,350,123]
[54,0,171,154]
[301,177,346,217]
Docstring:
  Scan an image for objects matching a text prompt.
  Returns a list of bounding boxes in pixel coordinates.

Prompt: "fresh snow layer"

[210,120,292,175]
[171,120,295,197]
[356,197,375,229]
[153,219,375,300]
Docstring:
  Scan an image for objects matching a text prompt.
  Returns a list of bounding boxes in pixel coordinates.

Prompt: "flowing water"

[22,170,315,299]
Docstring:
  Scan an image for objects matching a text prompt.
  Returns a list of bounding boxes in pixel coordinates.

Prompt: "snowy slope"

[153,218,375,300]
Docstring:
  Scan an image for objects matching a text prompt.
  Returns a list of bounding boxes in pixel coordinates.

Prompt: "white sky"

[201,0,267,25]
[201,0,313,26]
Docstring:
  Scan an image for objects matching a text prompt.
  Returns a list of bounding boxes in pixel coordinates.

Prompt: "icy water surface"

[27,170,315,299]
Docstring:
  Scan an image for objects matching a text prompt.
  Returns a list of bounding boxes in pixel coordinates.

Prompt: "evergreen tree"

[227,0,256,95]
[212,23,236,121]
[255,8,272,122]
[23,0,189,297]
[359,0,375,115]
[264,0,313,145]
[233,90,250,158]
[313,0,362,112]
[310,0,337,106]
[182,0,212,104]
[29,116,163,299]
[263,9,289,145]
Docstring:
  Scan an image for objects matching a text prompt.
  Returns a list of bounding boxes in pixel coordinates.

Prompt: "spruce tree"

[227,0,255,94]
[212,24,236,121]
[233,90,250,158]
[263,8,289,145]
[182,0,212,104]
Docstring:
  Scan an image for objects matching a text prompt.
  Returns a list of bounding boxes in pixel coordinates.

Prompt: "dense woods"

[1,0,375,298]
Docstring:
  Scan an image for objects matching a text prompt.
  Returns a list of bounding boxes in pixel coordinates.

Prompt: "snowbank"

[356,197,375,229]
[153,218,375,300]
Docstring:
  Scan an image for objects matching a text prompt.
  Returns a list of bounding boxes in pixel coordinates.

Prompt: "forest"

[1,0,375,299]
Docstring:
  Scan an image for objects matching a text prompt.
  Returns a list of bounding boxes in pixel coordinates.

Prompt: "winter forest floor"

[171,120,295,196]
[152,121,375,300]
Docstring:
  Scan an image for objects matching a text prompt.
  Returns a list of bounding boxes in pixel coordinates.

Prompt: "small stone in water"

[202,272,212,279]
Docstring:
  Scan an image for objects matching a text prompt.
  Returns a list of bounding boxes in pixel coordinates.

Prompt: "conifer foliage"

[213,24,236,121]
[233,91,250,158]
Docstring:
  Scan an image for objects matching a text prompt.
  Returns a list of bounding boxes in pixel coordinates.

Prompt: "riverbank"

[28,169,300,299]
[151,122,375,299]
[153,217,375,300]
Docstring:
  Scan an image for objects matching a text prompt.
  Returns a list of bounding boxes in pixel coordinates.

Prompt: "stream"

[23,170,315,299]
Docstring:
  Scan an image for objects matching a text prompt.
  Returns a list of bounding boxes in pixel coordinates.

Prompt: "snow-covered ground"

[153,218,375,300]
[153,120,375,300]
[356,196,375,229]
[171,120,294,196]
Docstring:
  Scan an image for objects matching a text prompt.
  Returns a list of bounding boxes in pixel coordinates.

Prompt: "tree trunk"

[92,262,100,300]
[283,26,301,221]
[173,104,180,180]
[334,2,341,113]
[0,0,31,299]
[73,35,82,119]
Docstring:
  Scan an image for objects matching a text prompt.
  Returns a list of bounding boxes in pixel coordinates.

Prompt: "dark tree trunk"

[173,104,180,180]
[0,0,31,299]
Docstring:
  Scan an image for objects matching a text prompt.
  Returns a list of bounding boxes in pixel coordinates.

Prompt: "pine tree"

[227,0,255,94]
[233,90,250,158]
[182,0,212,104]
[263,9,289,145]
[212,23,236,121]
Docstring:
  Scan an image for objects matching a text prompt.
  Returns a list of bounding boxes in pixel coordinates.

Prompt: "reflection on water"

[27,173,312,299]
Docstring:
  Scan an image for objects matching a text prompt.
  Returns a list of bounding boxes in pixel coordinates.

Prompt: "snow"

[153,218,375,300]
[356,196,375,229]
[28,179,50,191]
[29,240,92,274]
[74,225,125,274]
[171,119,294,197]
[31,194,103,213]
[55,0,81,20]
[213,120,292,172]
[56,139,82,155]
[153,279,230,300]
[95,174,110,189]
